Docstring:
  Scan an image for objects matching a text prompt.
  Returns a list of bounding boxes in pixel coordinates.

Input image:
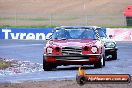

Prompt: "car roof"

[55,26,100,29]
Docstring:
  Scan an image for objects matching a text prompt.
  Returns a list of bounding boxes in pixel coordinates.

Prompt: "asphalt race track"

[0,40,132,83]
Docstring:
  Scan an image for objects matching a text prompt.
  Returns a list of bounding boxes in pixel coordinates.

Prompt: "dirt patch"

[0,0,131,15]
[0,58,42,76]
[0,79,131,88]
[0,58,16,70]
[0,0,132,26]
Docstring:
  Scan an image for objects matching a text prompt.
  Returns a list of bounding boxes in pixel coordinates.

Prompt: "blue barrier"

[0,28,53,40]
[0,28,107,40]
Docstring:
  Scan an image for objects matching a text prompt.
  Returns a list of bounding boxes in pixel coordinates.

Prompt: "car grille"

[62,47,82,55]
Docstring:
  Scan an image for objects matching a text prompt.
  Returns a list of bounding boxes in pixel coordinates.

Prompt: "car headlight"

[105,42,116,48]
[91,46,98,53]
[46,47,53,54]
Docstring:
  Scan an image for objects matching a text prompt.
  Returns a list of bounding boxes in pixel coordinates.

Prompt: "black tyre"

[43,55,57,71]
[43,62,53,71]
[94,55,105,68]
[94,61,102,68]
[43,57,53,71]
[112,51,117,60]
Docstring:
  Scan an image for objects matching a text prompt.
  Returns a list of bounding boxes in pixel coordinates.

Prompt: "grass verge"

[0,25,57,28]
[0,25,132,28]
[0,17,49,21]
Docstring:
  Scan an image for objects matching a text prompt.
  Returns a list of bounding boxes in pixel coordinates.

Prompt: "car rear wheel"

[112,51,117,60]
[94,55,105,68]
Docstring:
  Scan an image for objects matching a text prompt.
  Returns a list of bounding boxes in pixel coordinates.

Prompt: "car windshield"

[96,28,106,38]
[51,28,97,40]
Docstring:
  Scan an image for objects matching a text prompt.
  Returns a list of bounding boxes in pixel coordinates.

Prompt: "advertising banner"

[106,28,132,41]
[0,28,53,40]
[0,28,132,41]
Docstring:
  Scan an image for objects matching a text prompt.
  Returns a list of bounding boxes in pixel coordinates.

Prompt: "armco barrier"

[0,28,53,40]
[106,28,132,41]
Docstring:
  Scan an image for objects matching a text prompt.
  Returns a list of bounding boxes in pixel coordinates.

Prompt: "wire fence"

[0,13,129,27]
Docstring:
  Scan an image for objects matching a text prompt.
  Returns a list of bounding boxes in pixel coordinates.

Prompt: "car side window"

[96,28,107,38]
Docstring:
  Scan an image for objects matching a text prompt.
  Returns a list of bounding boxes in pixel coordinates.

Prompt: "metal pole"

[83,0,86,26]
[85,15,88,26]
[50,14,52,26]
[15,11,17,26]
[83,0,86,11]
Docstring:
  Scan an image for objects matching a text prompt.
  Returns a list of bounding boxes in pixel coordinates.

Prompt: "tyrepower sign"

[0,28,53,40]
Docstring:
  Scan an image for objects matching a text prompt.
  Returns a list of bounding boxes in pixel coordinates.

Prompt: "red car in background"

[43,26,106,71]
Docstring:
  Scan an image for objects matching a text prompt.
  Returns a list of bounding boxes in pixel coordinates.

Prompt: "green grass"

[0,17,3,21]
[1,17,15,20]
[0,16,79,21]
[20,17,49,21]
[102,26,132,28]
[0,24,132,28]
[55,17,79,20]
[0,17,49,21]
[0,25,57,28]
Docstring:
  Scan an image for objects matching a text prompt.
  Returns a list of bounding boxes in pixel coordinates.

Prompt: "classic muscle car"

[43,26,106,71]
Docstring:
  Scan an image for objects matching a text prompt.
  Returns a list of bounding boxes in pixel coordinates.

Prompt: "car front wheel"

[94,55,105,68]
[43,63,52,71]
[43,57,57,71]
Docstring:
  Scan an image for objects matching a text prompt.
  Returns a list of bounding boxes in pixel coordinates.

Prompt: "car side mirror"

[46,37,50,40]
[109,35,113,39]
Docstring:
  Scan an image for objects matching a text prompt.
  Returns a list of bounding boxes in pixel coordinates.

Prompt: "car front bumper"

[105,47,118,53]
[43,54,102,65]
[105,47,118,58]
